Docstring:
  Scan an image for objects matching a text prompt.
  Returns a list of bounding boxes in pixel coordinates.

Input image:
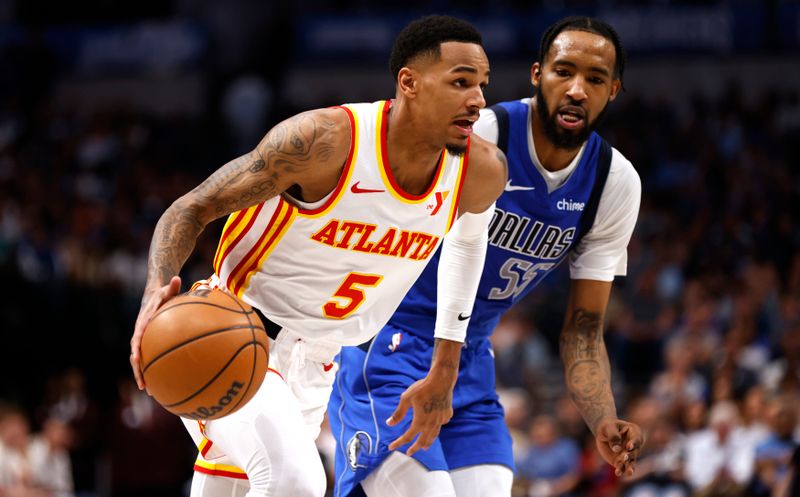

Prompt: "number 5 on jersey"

[323,272,384,319]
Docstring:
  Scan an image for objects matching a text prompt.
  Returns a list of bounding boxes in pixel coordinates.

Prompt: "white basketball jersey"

[213,100,469,346]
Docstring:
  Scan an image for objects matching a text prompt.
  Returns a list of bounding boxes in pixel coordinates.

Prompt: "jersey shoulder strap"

[489,103,510,155]
[574,138,612,247]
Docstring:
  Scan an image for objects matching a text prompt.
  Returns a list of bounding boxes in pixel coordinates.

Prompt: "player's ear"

[397,67,418,98]
[531,62,541,87]
[609,78,621,102]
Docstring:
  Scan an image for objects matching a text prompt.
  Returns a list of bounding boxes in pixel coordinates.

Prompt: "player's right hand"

[594,417,644,477]
[130,276,182,391]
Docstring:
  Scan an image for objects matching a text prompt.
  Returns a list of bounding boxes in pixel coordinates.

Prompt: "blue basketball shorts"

[328,322,514,497]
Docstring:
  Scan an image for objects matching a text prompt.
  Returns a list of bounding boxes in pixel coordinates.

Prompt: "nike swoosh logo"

[504,180,535,192]
[351,181,385,194]
[457,313,471,321]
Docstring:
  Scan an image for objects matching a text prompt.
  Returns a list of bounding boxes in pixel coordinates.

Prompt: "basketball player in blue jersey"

[128,16,507,497]
[329,16,645,497]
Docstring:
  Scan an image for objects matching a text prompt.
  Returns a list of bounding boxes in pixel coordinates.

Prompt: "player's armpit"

[457,136,507,215]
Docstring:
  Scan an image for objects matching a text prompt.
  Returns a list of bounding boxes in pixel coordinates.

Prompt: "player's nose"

[566,78,588,102]
[467,86,486,110]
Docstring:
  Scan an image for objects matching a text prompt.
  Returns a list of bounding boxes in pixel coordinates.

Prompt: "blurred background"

[0,0,799,496]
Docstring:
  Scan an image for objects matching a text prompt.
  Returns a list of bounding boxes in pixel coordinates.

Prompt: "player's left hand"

[594,417,645,477]
[386,375,454,456]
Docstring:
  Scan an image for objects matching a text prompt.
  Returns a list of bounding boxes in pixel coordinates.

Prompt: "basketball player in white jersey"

[129,15,506,497]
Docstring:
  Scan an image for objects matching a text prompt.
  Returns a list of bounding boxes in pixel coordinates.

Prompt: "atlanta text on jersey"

[311,219,440,261]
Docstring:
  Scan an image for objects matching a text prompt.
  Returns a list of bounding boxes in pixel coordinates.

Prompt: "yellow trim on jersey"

[193,457,247,478]
[197,436,212,456]
[213,204,262,275]
[230,200,298,298]
[445,153,467,231]
[296,104,360,219]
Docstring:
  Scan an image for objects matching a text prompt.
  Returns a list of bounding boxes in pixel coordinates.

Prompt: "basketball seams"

[227,341,269,415]
[220,286,266,416]
[151,300,256,321]
[142,324,266,372]
[161,341,257,408]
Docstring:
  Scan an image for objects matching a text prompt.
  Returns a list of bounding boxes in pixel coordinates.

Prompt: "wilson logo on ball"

[181,380,245,420]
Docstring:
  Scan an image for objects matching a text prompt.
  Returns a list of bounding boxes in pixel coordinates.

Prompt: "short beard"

[445,143,467,156]
[535,84,610,150]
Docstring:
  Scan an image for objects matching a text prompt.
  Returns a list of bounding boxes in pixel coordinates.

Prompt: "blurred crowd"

[1,6,800,497]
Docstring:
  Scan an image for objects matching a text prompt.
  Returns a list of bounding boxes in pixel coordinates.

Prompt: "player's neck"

[531,100,582,172]
[384,103,445,196]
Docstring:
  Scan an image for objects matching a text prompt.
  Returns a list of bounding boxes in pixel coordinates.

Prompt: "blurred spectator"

[0,405,49,497]
[678,400,707,435]
[106,379,192,497]
[27,417,75,497]
[37,369,101,497]
[516,414,581,497]
[577,431,618,497]
[774,446,800,497]
[683,401,754,497]
[648,337,707,417]
[738,384,771,450]
[746,395,799,497]
[498,387,534,462]
[221,75,273,155]
[554,393,590,443]
[620,415,689,497]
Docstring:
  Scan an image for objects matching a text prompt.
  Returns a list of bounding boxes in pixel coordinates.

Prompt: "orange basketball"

[141,288,269,420]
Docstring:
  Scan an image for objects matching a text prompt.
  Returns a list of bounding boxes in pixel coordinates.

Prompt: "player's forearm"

[559,307,617,435]
[145,199,206,290]
[434,207,492,342]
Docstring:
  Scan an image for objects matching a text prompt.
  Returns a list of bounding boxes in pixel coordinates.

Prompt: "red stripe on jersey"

[298,105,357,216]
[230,202,294,295]
[225,200,285,292]
[193,464,249,480]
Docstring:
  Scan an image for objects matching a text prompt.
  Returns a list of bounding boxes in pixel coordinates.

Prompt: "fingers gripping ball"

[141,288,269,420]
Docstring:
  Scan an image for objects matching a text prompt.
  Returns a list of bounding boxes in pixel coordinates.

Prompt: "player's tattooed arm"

[560,306,617,433]
[559,279,645,476]
[145,108,349,287]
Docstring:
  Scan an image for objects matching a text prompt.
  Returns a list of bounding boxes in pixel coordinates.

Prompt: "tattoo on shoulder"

[193,111,341,217]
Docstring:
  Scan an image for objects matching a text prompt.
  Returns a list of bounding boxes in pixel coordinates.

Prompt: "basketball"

[140,288,269,420]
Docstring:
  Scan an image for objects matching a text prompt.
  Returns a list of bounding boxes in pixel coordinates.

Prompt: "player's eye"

[454,78,467,87]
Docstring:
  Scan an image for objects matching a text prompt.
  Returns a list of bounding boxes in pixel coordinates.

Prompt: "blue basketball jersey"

[390,100,611,340]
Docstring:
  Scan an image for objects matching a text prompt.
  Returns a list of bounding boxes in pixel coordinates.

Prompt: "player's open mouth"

[556,107,585,130]
[453,119,475,135]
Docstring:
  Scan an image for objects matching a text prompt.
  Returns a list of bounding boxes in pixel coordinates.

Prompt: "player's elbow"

[166,195,211,232]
